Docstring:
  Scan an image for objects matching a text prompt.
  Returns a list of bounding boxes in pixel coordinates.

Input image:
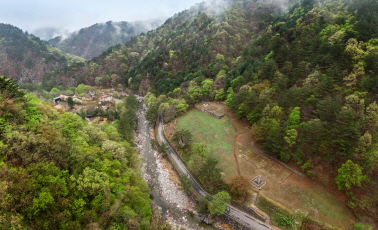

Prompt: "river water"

[135,99,213,230]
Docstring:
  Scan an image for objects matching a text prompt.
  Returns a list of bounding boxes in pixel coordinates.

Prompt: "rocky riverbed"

[135,99,213,230]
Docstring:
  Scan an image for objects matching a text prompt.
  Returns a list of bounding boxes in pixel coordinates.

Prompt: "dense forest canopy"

[1,0,378,227]
[51,0,377,222]
[0,76,151,229]
[44,0,281,91]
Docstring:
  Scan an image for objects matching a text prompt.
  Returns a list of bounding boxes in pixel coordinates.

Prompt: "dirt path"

[167,102,355,228]
[232,131,242,176]
[207,103,355,228]
[222,109,250,177]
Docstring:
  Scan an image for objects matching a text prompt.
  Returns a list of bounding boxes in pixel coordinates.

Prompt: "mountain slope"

[47,0,378,225]
[0,76,151,229]
[49,0,281,91]
[48,20,164,60]
[0,23,83,84]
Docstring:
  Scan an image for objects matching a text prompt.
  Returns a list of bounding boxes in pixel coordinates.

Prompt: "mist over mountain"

[47,19,164,60]
[31,27,70,41]
[0,23,83,84]
[43,0,378,225]
[1,0,378,228]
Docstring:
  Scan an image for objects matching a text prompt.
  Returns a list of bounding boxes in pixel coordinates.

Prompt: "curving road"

[157,112,273,230]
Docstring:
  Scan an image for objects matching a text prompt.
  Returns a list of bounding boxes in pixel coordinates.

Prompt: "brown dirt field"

[165,102,355,229]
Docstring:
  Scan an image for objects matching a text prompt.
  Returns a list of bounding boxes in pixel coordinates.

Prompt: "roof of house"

[83,94,91,98]
[101,95,111,98]
[100,101,112,106]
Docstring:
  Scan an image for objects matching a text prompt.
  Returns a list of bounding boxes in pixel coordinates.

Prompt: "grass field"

[172,105,355,229]
[175,109,239,180]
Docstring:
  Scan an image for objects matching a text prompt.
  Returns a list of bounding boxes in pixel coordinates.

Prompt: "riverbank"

[135,99,213,230]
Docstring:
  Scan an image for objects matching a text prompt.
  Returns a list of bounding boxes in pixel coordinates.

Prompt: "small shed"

[60,94,76,101]
[100,95,113,102]
[99,101,112,110]
[53,97,61,104]
[82,94,93,101]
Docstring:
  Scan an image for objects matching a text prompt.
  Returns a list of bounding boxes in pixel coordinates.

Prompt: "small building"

[73,98,82,103]
[99,101,112,110]
[82,94,93,101]
[53,97,61,104]
[100,95,113,102]
[60,94,76,101]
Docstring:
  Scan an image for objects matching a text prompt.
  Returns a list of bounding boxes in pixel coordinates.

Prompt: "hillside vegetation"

[45,0,277,91]
[47,0,378,223]
[0,76,152,229]
[4,0,378,226]
[0,24,83,84]
[48,20,164,60]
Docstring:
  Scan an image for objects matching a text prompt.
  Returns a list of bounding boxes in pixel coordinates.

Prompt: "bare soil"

[166,102,355,229]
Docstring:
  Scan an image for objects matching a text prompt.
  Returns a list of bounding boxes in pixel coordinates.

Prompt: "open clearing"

[165,102,355,229]
[174,109,239,181]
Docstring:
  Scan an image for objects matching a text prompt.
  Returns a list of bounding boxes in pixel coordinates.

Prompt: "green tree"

[74,167,109,195]
[354,223,373,230]
[287,107,300,129]
[229,176,251,198]
[208,191,231,215]
[125,94,139,110]
[335,160,366,190]
[76,84,93,95]
[186,85,203,105]
[175,103,189,116]
[50,87,60,97]
[172,129,193,150]
[0,75,25,99]
[67,97,74,109]
[284,129,298,147]
[197,196,209,214]
[179,175,193,195]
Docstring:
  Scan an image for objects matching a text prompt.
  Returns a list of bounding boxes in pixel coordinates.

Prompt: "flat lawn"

[175,110,239,180]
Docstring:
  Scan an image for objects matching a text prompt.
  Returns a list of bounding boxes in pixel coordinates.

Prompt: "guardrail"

[157,112,207,197]
[156,111,273,230]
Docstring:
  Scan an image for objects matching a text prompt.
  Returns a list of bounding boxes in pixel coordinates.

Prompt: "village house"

[73,97,82,103]
[82,94,93,101]
[53,97,61,104]
[99,101,112,110]
[100,95,113,102]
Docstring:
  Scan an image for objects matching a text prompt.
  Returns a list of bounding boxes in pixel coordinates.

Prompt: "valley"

[165,103,354,228]
[1,0,378,229]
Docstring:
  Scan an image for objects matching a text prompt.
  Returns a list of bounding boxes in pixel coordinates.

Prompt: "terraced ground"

[168,102,355,229]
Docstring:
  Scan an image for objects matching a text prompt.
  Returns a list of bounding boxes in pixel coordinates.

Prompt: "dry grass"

[168,102,355,229]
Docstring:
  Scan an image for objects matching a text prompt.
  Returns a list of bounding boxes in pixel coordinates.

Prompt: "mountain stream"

[135,98,214,230]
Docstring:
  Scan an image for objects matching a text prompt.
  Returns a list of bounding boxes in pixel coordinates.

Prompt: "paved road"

[157,112,273,230]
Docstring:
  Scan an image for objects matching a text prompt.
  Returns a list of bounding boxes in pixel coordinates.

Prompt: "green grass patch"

[175,110,238,179]
[257,195,334,230]
[293,186,349,222]
[257,195,294,228]
[274,184,353,227]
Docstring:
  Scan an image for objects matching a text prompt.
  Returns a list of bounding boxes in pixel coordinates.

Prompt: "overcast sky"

[0,0,203,38]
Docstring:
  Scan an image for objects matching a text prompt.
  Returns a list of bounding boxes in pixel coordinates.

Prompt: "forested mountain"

[48,20,164,60]
[0,23,83,84]
[45,0,378,223]
[46,0,279,90]
[0,76,152,229]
